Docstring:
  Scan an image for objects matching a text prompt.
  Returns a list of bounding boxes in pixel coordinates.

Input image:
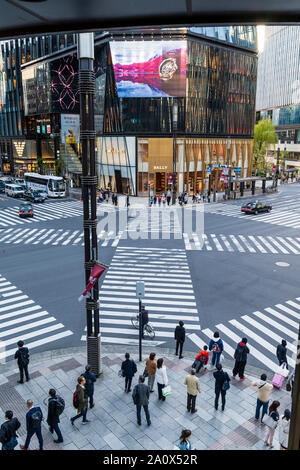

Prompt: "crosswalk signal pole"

[78,33,101,376]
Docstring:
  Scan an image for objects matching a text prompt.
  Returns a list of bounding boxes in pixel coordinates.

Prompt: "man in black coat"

[47,389,63,444]
[14,340,30,384]
[20,399,43,450]
[232,337,250,380]
[0,410,21,450]
[82,364,97,408]
[276,339,288,369]
[174,320,185,359]
[141,306,149,339]
[213,364,231,411]
[132,375,151,426]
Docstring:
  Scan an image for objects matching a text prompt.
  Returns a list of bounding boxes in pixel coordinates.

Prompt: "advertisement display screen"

[110,40,187,98]
[61,114,80,144]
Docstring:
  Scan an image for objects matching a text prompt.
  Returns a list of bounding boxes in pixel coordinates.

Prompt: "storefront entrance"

[155,172,166,194]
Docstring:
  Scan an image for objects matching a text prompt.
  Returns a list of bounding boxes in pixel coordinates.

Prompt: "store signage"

[207,166,211,174]
[222,168,229,175]
[61,114,80,144]
[153,166,168,170]
[234,167,242,174]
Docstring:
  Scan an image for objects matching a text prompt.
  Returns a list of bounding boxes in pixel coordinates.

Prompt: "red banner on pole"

[78,264,106,302]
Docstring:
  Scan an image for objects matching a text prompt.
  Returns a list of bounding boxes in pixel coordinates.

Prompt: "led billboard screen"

[110,40,187,98]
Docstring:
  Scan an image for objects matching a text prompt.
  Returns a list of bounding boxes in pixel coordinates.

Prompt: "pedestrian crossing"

[205,194,300,229]
[183,233,300,254]
[80,246,201,346]
[0,200,83,227]
[0,274,73,362]
[190,296,300,372]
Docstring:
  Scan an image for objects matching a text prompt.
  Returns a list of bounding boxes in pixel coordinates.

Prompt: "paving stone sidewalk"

[0,349,291,451]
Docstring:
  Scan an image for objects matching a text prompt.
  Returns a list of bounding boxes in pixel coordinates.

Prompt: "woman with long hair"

[156,358,168,402]
[178,429,192,450]
[264,400,280,448]
[279,409,291,450]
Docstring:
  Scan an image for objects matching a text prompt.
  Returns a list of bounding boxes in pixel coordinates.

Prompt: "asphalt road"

[0,184,300,374]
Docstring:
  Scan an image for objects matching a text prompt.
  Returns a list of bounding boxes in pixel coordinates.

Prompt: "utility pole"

[288,329,300,450]
[78,32,101,376]
[227,138,231,199]
[275,146,280,189]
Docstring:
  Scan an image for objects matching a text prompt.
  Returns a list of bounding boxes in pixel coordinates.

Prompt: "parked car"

[24,190,45,203]
[5,183,25,198]
[19,203,34,218]
[241,201,272,214]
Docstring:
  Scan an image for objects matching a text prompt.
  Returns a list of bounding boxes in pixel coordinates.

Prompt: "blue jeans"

[71,407,88,423]
[278,358,289,370]
[211,352,221,366]
[49,422,63,441]
[2,436,18,450]
[255,399,269,422]
[24,426,43,450]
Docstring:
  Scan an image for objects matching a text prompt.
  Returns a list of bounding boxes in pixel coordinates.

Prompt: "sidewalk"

[0,345,291,450]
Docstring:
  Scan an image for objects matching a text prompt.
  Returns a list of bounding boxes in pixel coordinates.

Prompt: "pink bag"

[272,373,285,389]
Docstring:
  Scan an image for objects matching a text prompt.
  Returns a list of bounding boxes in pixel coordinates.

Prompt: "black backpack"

[31,409,42,428]
[54,396,65,416]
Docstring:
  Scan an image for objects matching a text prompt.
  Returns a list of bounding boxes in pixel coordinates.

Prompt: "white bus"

[24,173,65,198]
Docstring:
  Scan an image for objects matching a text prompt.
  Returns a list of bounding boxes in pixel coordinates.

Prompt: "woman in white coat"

[156,358,168,402]
[279,409,291,450]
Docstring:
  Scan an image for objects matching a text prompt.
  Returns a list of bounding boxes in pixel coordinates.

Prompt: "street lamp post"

[283,146,286,181]
[275,146,280,189]
[227,138,231,199]
[78,32,101,376]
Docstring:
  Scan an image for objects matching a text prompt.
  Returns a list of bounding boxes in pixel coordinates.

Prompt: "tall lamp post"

[78,32,101,376]
[275,146,280,189]
[227,138,231,199]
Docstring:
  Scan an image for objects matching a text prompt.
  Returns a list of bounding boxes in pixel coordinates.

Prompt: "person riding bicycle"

[141,306,149,339]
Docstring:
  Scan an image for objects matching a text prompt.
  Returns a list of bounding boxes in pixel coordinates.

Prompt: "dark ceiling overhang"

[1,0,300,39]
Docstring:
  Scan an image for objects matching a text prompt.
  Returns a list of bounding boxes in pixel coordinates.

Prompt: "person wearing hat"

[82,365,97,409]
[276,340,289,369]
[174,321,186,359]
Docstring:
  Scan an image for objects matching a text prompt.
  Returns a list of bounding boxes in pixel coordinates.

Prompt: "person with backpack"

[264,400,280,448]
[192,345,209,373]
[232,337,250,380]
[14,340,30,384]
[174,320,185,359]
[279,409,291,450]
[0,410,21,450]
[276,340,288,369]
[132,375,151,426]
[213,363,230,411]
[209,331,224,367]
[47,389,64,444]
[70,376,89,425]
[184,369,201,414]
[121,353,137,393]
[20,399,43,450]
[82,364,97,408]
[252,373,273,423]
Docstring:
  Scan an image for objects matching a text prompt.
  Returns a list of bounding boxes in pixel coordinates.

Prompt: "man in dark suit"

[14,340,30,384]
[174,320,185,359]
[132,376,151,426]
[213,364,231,411]
[20,399,43,450]
[82,364,97,408]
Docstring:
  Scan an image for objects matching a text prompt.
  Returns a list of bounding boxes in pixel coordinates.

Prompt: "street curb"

[0,343,276,381]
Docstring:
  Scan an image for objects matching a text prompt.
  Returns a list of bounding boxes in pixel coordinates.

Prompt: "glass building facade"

[1,28,257,193]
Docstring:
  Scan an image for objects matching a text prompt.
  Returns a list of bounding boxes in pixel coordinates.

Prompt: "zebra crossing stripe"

[187,333,206,350]
[216,323,280,371]
[229,318,295,368]
[112,232,123,247]
[241,315,297,355]
[43,230,64,245]
[52,231,70,245]
[0,300,34,314]
[210,234,224,251]
[1,229,24,243]
[275,304,300,320]
[229,235,245,252]
[252,311,297,340]
[101,290,195,300]
[202,234,213,250]
[288,299,300,310]
[219,235,234,252]
[14,229,39,244]
[33,229,55,244]
[264,307,299,329]
[1,290,23,297]
[0,295,28,307]
[0,305,42,321]
[238,235,256,253]
[183,233,192,250]
[103,280,193,287]
[62,230,80,245]
[275,237,299,254]
[256,236,278,253]
[24,229,48,244]
[0,228,15,242]
[248,236,267,253]
[80,336,165,347]
[286,237,300,250]
[0,315,54,336]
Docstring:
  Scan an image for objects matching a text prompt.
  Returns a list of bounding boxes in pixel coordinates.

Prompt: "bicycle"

[131,315,155,340]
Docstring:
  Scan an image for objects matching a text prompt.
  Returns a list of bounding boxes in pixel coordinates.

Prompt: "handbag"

[143,367,149,378]
[162,385,172,397]
[262,413,278,429]
[286,382,292,392]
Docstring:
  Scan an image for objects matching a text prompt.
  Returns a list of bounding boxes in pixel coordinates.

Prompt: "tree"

[253,118,278,175]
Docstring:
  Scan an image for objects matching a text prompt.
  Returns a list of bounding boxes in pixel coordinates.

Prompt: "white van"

[5,184,25,198]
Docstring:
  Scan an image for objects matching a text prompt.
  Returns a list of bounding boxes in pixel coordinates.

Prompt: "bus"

[24,173,65,198]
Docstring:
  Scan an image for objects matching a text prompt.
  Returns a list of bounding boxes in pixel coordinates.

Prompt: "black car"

[0,181,5,193]
[24,190,45,203]
[19,203,34,218]
[241,201,272,214]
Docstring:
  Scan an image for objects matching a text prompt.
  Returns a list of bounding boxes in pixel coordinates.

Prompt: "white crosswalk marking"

[183,233,300,254]
[0,200,83,227]
[81,246,200,345]
[0,275,73,360]
[187,295,300,372]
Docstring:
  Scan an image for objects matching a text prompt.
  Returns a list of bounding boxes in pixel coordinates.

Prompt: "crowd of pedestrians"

[0,335,293,450]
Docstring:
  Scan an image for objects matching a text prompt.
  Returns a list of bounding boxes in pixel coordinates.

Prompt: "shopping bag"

[272,372,285,389]
[162,385,172,397]
[276,363,289,378]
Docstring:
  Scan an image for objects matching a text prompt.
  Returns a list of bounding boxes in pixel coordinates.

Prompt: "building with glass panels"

[1,27,258,195]
[256,26,300,169]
